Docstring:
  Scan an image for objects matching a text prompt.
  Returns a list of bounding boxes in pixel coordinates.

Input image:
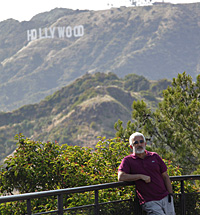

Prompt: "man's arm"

[118,171,151,183]
[162,171,173,194]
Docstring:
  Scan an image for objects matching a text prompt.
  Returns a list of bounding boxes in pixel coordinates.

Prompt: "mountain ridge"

[0,3,199,112]
[0,72,171,163]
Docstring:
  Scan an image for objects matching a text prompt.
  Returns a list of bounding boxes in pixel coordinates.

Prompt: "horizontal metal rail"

[170,175,200,181]
[0,181,135,203]
[0,175,199,215]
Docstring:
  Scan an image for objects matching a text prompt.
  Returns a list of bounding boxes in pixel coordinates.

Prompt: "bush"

[0,134,198,213]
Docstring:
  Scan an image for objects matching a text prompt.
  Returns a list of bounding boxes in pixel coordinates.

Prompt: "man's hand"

[140,175,151,183]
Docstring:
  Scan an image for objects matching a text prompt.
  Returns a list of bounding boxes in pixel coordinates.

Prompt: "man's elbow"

[118,175,122,181]
[118,171,125,181]
[162,171,170,181]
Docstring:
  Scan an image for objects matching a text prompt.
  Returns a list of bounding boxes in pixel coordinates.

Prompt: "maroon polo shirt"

[118,150,169,204]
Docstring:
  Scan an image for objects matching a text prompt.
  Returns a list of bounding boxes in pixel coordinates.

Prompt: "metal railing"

[0,175,199,215]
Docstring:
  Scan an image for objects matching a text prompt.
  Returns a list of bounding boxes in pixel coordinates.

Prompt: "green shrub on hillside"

[115,72,200,173]
[0,134,191,213]
[123,74,150,92]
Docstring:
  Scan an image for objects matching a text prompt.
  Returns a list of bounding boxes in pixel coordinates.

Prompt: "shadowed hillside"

[0,72,171,163]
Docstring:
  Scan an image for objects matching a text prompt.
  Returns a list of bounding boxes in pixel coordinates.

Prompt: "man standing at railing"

[118,132,175,215]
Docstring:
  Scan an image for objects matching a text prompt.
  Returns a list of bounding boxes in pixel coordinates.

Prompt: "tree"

[123,74,150,92]
[0,135,183,213]
[115,72,200,173]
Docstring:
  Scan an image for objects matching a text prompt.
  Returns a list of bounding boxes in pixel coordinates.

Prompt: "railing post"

[27,199,32,215]
[58,194,63,215]
[180,180,185,215]
[94,190,99,215]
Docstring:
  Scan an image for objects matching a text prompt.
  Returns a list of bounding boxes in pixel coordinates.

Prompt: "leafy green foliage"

[124,74,150,92]
[115,72,200,173]
[0,134,186,213]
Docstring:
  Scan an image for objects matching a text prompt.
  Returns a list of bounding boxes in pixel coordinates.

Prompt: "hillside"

[0,3,199,111]
[0,72,171,163]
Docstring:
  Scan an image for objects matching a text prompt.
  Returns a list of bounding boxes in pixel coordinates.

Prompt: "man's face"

[132,136,146,154]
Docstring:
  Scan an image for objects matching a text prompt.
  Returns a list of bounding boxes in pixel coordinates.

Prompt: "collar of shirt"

[131,150,152,159]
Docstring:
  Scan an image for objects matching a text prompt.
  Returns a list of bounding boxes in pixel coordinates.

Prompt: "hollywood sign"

[27,25,84,41]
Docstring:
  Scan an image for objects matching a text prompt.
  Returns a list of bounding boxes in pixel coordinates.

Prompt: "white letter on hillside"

[44,28,51,38]
[39,28,46,39]
[49,27,55,38]
[74,25,84,37]
[66,26,72,38]
[27,30,32,41]
[27,29,37,41]
[57,27,65,38]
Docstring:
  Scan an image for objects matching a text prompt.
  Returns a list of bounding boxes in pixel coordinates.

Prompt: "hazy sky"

[0,0,200,22]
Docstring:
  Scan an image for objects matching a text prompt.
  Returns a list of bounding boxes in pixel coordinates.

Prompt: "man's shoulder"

[123,154,135,159]
[122,154,137,162]
[146,151,159,157]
